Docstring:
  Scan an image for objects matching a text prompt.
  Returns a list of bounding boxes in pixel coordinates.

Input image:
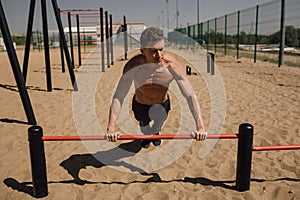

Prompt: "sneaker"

[140,140,151,148]
[152,133,161,146]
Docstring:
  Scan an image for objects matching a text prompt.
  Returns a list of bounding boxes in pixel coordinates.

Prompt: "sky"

[2,0,275,34]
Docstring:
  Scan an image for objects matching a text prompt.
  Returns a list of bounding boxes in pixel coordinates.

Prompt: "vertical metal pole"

[176,0,179,29]
[100,7,105,71]
[166,0,169,41]
[37,29,41,52]
[59,8,65,73]
[206,20,209,52]
[51,0,78,91]
[193,25,196,49]
[214,18,217,54]
[68,12,74,68]
[206,53,211,73]
[278,0,285,67]
[41,0,52,92]
[236,123,254,192]
[76,14,81,66]
[197,21,200,45]
[59,33,65,72]
[237,11,240,60]
[200,22,203,46]
[210,52,215,75]
[187,23,190,49]
[105,11,110,68]
[0,1,37,125]
[22,0,36,83]
[109,14,114,65]
[225,15,227,55]
[123,15,128,60]
[254,5,259,63]
[28,126,48,198]
[197,0,199,29]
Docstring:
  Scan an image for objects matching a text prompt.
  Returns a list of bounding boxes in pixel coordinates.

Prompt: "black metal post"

[37,29,41,51]
[123,15,128,60]
[200,23,203,46]
[28,126,48,198]
[208,52,215,75]
[105,11,110,68]
[109,14,114,65]
[41,0,52,92]
[0,1,37,125]
[58,9,65,73]
[197,22,200,45]
[254,5,259,63]
[206,20,209,52]
[59,33,65,72]
[206,53,210,74]
[214,18,217,54]
[23,0,36,83]
[100,7,105,72]
[225,15,227,55]
[192,24,195,49]
[278,0,285,67]
[76,14,81,66]
[236,10,240,60]
[236,123,254,191]
[68,12,74,68]
[51,0,78,91]
[187,23,190,49]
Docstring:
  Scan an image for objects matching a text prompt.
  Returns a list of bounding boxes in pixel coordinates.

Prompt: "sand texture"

[0,46,299,200]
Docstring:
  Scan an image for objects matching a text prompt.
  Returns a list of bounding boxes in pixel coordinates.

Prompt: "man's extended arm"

[106,64,135,142]
[165,54,206,141]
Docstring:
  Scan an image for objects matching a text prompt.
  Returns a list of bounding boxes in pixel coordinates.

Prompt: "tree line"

[174,25,300,47]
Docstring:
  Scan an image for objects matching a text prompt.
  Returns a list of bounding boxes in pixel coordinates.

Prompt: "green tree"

[239,31,248,44]
[11,34,26,45]
[285,26,298,47]
[296,28,300,47]
[268,25,298,47]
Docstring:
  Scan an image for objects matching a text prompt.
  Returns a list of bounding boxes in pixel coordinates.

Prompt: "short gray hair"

[140,27,164,48]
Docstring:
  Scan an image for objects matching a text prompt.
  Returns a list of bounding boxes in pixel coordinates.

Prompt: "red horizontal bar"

[43,134,238,141]
[253,144,300,151]
[77,12,101,15]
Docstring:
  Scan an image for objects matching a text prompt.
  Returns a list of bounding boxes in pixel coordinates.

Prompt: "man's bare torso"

[125,54,175,105]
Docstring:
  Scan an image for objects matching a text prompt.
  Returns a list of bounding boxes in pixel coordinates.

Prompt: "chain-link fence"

[175,0,300,67]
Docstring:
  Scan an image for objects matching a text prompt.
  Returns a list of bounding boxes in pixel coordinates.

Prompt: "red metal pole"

[43,134,238,141]
[253,144,300,151]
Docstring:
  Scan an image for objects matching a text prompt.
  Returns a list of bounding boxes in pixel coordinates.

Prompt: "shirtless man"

[106,27,207,148]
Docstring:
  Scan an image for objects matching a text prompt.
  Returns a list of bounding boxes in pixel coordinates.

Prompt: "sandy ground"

[0,46,299,200]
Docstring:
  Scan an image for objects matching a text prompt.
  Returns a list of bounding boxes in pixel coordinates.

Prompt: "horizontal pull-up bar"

[42,134,239,141]
[253,144,300,151]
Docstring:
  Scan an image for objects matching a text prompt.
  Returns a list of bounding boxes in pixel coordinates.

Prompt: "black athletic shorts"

[132,95,171,124]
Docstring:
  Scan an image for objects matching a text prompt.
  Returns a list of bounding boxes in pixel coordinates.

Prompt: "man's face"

[141,39,165,64]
